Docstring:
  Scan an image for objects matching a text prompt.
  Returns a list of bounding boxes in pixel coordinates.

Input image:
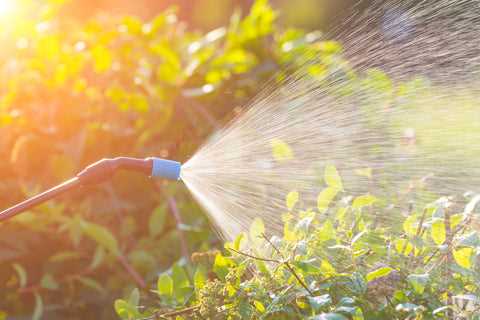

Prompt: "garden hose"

[0,157,181,222]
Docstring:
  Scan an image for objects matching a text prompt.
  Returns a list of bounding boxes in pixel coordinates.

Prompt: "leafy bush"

[115,165,480,319]
[0,0,341,319]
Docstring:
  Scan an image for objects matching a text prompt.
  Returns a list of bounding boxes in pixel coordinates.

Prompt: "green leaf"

[213,253,234,280]
[271,138,293,161]
[407,274,429,294]
[317,220,336,243]
[403,214,418,236]
[172,264,190,289]
[320,259,336,276]
[352,195,377,209]
[453,247,474,269]
[325,165,343,190]
[366,267,393,282]
[149,205,167,237]
[431,219,446,245]
[194,265,207,290]
[12,263,27,288]
[254,300,265,313]
[32,293,43,320]
[81,221,120,256]
[286,191,299,210]
[308,294,332,311]
[395,239,413,256]
[114,299,139,319]
[0,311,6,320]
[40,273,59,290]
[234,233,245,250]
[157,274,173,297]
[128,288,140,307]
[317,187,339,213]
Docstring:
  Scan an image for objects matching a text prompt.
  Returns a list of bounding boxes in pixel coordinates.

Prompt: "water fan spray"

[0,157,181,222]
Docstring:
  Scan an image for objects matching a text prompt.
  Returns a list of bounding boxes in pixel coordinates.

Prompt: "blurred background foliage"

[0,0,344,318]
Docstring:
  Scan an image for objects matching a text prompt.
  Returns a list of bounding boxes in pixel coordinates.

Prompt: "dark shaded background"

[62,0,373,31]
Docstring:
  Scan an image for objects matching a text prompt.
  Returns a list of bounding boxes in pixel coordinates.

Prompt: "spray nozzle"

[0,157,182,222]
[77,157,181,184]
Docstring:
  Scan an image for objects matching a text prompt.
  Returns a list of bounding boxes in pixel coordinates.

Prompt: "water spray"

[0,157,181,222]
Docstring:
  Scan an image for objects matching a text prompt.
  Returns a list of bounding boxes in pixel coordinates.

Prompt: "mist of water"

[180,0,480,241]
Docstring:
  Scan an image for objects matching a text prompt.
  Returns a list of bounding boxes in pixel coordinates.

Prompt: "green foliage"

[124,165,480,319]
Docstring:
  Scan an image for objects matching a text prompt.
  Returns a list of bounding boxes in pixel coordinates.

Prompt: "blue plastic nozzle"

[149,157,181,180]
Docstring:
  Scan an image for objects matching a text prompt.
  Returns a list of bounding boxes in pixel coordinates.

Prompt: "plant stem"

[117,253,146,289]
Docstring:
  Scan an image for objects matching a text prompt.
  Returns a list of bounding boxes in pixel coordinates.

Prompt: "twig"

[143,305,200,320]
[227,247,281,263]
[156,306,199,319]
[262,234,314,296]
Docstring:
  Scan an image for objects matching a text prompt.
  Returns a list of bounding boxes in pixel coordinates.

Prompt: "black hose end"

[76,157,153,185]
[76,158,118,185]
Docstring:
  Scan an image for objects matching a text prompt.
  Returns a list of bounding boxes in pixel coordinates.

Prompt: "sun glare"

[0,0,14,16]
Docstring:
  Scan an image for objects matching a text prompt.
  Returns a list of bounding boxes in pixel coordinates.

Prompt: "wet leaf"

[271,138,293,161]
[366,267,393,282]
[431,219,446,245]
[317,187,339,213]
[453,247,474,269]
[325,165,343,190]
[286,191,299,210]
[352,195,377,209]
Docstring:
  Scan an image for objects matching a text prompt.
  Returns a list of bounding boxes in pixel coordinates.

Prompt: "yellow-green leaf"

[320,259,336,275]
[403,214,418,236]
[431,219,446,245]
[286,191,299,210]
[395,239,413,256]
[450,213,465,230]
[453,247,474,269]
[271,138,293,162]
[194,266,207,290]
[157,274,173,297]
[352,195,377,209]
[317,187,339,213]
[366,267,393,282]
[355,167,372,179]
[325,164,343,190]
[254,300,266,313]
